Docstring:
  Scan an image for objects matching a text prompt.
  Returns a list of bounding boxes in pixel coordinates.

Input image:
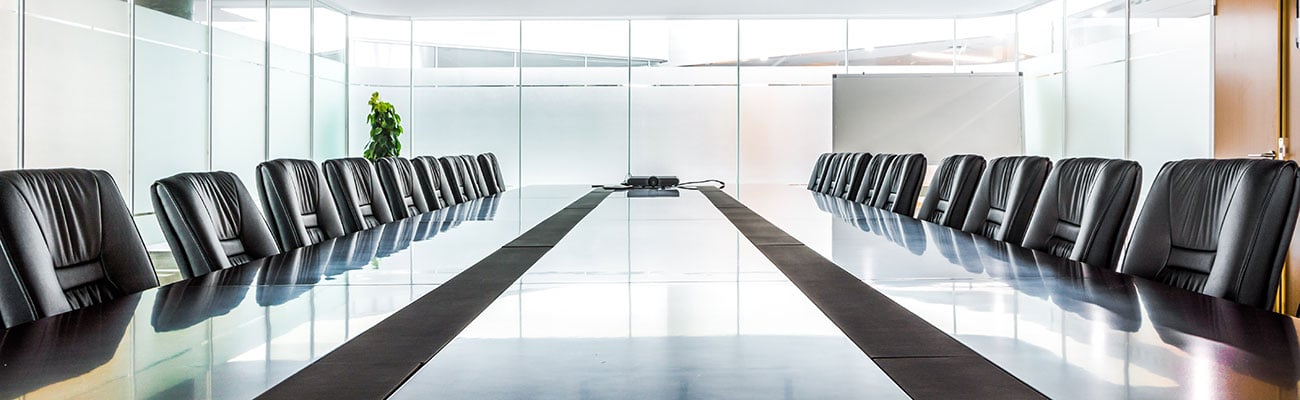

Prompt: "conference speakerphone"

[598,176,724,192]
[625,175,680,189]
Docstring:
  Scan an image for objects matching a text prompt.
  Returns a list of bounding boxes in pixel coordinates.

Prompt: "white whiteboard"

[832,73,1024,163]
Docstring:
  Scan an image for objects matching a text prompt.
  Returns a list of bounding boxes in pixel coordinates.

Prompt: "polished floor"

[3,185,1299,399]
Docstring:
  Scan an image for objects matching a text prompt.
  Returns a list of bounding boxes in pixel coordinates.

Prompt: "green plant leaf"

[361,91,405,159]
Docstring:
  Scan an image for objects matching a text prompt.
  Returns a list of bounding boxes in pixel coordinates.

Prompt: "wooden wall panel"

[1286,0,1300,314]
[1214,0,1282,159]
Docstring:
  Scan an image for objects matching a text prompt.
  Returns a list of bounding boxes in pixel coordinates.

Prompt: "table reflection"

[0,187,564,399]
[0,294,139,398]
[784,186,1300,399]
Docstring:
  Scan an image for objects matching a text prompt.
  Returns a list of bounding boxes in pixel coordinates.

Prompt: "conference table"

[2,184,1298,399]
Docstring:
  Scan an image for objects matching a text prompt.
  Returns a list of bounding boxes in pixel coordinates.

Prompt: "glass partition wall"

[1,1,1213,255]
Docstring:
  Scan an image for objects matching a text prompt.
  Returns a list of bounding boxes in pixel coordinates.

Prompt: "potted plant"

[363,92,403,161]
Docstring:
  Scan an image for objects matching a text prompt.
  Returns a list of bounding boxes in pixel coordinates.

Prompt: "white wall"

[0,0,1213,247]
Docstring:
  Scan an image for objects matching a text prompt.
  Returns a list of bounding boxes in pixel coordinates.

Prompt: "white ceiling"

[326,0,1046,19]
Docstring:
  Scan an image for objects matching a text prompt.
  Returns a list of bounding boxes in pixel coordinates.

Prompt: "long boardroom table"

[2,184,1298,399]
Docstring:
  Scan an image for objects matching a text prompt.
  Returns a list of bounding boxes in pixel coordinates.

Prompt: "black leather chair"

[0,169,158,328]
[1119,159,1300,310]
[918,155,986,229]
[961,156,1051,244]
[439,156,478,203]
[457,155,487,197]
[375,157,430,219]
[257,159,347,250]
[489,152,506,193]
[413,156,452,210]
[830,153,872,199]
[323,157,395,234]
[477,153,506,195]
[818,153,848,194]
[1022,158,1141,269]
[807,153,832,191]
[473,152,501,196]
[152,171,281,279]
[872,153,927,215]
[854,153,896,203]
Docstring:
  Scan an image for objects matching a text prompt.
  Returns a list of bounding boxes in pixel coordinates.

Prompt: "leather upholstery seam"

[0,179,37,320]
[1229,169,1280,300]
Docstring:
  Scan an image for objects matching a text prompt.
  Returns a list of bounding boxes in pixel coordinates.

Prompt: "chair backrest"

[375,157,430,219]
[0,169,158,328]
[256,159,346,250]
[961,156,1052,243]
[439,156,479,203]
[412,156,452,209]
[918,154,986,229]
[807,153,832,191]
[831,153,873,199]
[872,153,927,215]
[323,157,394,233]
[153,171,281,279]
[477,153,506,195]
[817,153,848,194]
[458,154,488,197]
[854,153,897,203]
[1120,159,1300,309]
[1023,158,1141,270]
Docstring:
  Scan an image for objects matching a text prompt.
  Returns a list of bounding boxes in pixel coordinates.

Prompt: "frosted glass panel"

[133,36,209,213]
[212,0,266,60]
[269,3,312,60]
[740,20,835,184]
[28,0,130,33]
[413,20,520,85]
[955,15,1017,73]
[412,20,520,186]
[1065,62,1125,158]
[414,87,520,186]
[270,69,311,159]
[631,86,737,182]
[24,4,132,201]
[1066,0,1126,69]
[740,86,832,184]
[1023,74,1066,159]
[0,1,16,170]
[313,8,346,79]
[1129,12,1211,193]
[520,87,628,185]
[136,0,208,45]
[630,20,736,84]
[848,19,955,74]
[268,2,312,159]
[313,6,347,161]
[314,78,347,161]
[212,25,266,193]
[740,20,845,66]
[630,20,738,184]
[522,21,629,85]
[521,21,629,185]
[1019,0,1064,75]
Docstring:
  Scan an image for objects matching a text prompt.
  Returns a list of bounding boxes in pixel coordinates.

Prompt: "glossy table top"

[0,186,593,400]
[739,185,1300,399]
[391,190,907,399]
[5,184,1300,399]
